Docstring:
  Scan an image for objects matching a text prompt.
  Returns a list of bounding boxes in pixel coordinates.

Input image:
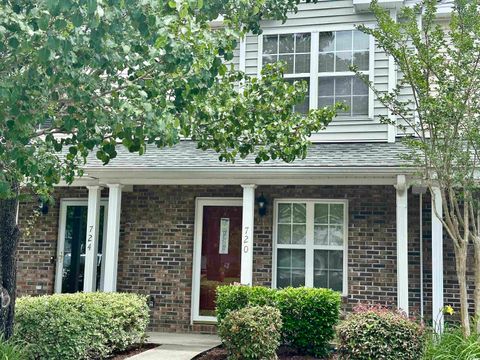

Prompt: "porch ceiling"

[62,141,416,187]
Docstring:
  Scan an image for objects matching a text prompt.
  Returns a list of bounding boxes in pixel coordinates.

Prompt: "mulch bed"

[195,346,336,360]
[109,343,158,359]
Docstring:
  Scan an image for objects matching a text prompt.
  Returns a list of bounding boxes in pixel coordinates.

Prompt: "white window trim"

[191,197,243,324]
[54,198,109,294]
[258,24,376,120]
[272,199,349,296]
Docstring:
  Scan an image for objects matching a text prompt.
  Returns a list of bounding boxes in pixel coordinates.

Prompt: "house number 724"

[87,225,94,251]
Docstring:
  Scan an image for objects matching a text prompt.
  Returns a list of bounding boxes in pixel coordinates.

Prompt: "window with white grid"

[274,200,348,294]
[262,33,311,113]
[262,29,371,118]
[318,30,370,117]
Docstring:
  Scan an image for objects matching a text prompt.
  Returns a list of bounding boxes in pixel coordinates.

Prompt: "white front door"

[54,200,108,293]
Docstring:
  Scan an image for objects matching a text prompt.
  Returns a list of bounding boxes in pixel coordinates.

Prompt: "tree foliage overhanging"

[0,0,338,200]
[0,0,341,339]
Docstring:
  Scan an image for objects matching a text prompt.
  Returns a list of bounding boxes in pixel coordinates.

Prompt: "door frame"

[54,198,109,294]
[191,197,243,323]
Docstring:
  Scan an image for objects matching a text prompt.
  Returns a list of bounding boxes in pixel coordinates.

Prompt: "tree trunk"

[474,241,480,333]
[454,243,471,337]
[0,187,20,339]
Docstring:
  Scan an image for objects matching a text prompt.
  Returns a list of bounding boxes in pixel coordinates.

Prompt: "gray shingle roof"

[83,141,413,169]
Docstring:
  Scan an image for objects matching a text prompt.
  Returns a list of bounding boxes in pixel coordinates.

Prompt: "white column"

[241,184,256,286]
[84,186,102,292]
[396,175,409,314]
[432,187,444,332]
[103,184,123,292]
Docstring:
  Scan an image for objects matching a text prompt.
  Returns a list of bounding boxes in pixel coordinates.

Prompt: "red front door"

[199,206,242,317]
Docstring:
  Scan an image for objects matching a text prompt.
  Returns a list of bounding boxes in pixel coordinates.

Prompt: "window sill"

[192,320,217,325]
[332,116,374,123]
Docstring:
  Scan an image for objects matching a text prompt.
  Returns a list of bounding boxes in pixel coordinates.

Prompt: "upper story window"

[263,33,311,74]
[318,31,370,117]
[263,33,311,113]
[262,29,371,118]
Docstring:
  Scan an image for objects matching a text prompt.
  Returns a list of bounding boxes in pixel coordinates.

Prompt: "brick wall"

[16,184,473,332]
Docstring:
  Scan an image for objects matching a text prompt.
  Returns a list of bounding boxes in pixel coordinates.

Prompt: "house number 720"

[243,226,249,253]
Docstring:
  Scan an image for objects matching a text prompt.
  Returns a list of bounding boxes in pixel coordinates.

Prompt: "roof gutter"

[54,165,419,187]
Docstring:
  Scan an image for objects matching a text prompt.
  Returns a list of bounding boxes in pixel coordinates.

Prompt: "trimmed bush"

[218,306,282,360]
[216,285,276,322]
[216,285,341,357]
[14,292,149,360]
[336,304,425,360]
[423,326,480,360]
[276,287,340,356]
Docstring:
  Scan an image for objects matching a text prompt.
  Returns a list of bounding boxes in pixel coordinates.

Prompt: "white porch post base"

[84,186,102,292]
[395,175,409,314]
[241,184,256,286]
[103,184,123,292]
[432,187,444,332]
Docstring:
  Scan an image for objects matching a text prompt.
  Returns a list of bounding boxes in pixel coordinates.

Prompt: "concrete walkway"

[129,332,221,360]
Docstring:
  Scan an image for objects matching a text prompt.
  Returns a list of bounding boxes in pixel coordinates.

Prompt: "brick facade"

[16,185,473,332]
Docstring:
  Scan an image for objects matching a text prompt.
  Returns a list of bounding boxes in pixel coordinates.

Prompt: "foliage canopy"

[0,0,337,199]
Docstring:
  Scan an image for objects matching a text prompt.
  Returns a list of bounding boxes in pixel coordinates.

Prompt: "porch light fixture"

[147,294,155,309]
[256,193,267,217]
[38,198,49,215]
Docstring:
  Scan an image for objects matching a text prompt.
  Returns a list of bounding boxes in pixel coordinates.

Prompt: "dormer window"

[261,29,372,118]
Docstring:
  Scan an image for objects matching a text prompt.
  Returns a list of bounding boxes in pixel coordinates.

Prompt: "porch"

[16,142,447,332]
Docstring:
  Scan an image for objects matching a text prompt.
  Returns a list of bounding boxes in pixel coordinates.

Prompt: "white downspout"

[419,193,424,320]
[412,185,427,321]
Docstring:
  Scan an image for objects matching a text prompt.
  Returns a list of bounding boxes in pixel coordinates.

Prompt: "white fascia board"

[395,0,453,18]
[56,167,417,187]
[353,0,405,12]
[83,166,415,176]
[435,3,453,19]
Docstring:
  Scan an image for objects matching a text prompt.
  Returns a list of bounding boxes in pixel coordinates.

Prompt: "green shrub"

[276,287,340,356]
[216,285,276,322]
[336,304,425,360]
[218,306,282,360]
[423,326,480,360]
[0,336,28,360]
[216,285,341,357]
[14,292,149,360]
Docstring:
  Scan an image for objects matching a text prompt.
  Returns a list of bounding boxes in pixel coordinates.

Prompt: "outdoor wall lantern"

[38,198,49,215]
[256,193,267,217]
[147,294,155,309]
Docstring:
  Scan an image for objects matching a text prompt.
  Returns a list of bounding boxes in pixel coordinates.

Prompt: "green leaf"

[71,12,83,27]
[8,37,19,49]
[38,47,51,62]
[87,0,97,14]
[38,14,50,30]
